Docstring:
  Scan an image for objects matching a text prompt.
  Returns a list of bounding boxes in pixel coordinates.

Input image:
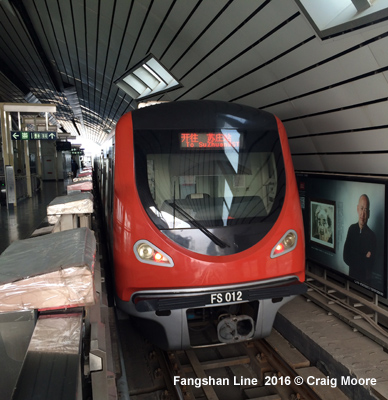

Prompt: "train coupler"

[217,314,255,343]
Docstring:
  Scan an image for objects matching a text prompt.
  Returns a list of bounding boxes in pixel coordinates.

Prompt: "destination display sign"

[180,132,241,150]
[11,131,57,140]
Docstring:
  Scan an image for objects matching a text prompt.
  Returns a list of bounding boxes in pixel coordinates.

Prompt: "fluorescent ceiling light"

[115,55,181,100]
[295,0,388,39]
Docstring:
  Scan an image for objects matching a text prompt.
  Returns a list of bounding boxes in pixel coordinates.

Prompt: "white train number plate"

[209,291,245,304]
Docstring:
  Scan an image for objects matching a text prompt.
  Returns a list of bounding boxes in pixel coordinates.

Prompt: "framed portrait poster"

[310,199,335,252]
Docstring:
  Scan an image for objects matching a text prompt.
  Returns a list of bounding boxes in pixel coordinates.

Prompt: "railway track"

[118,316,349,400]
[160,331,349,400]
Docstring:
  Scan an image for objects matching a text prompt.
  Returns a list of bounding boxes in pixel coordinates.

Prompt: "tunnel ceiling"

[1,0,388,175]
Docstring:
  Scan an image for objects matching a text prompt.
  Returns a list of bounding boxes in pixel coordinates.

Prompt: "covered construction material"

[77,170,92,177]
[0,227,96,312]
[47,192,94,225]
[73,175,92,182]
[67,181,93,193]
[12,313,83,400]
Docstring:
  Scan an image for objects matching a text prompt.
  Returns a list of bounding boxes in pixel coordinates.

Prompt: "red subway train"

[96,100,306,350]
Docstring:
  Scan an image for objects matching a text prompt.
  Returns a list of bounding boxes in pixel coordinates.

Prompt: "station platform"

[274,294,388,400]
[0,179,70,254]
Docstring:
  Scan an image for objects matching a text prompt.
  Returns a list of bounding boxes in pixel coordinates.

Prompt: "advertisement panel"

[297,174,387,297]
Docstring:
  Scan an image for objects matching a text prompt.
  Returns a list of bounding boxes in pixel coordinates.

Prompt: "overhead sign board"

[11,131,57,140]
[71,148,84,155]
[56,141,72,151]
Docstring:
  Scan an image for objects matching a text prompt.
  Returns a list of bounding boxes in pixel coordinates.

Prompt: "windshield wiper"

[168,202,230,249]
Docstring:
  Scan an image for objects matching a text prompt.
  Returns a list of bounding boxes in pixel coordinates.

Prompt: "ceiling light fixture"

[64,86,85,135]
[114,54,181,101]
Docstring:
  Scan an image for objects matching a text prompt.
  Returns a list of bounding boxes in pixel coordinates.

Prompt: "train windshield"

[134,127,286,254]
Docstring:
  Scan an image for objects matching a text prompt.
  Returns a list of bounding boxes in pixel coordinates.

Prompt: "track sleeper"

[296,367,349,400]
[265,330,310,369]
[244,386,281,400]
[185,350,220,400]
[182,355,250,373]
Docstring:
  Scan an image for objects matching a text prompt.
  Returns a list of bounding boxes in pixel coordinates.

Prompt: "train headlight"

[137,243,153,259]
[283,232,296,248]
[134,240,174,267]
[270,230,297,258]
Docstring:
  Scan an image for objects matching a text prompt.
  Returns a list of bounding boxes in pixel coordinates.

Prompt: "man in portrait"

[343,194,377,283]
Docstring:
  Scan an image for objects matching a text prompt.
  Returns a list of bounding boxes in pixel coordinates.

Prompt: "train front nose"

[217,314,255,343]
